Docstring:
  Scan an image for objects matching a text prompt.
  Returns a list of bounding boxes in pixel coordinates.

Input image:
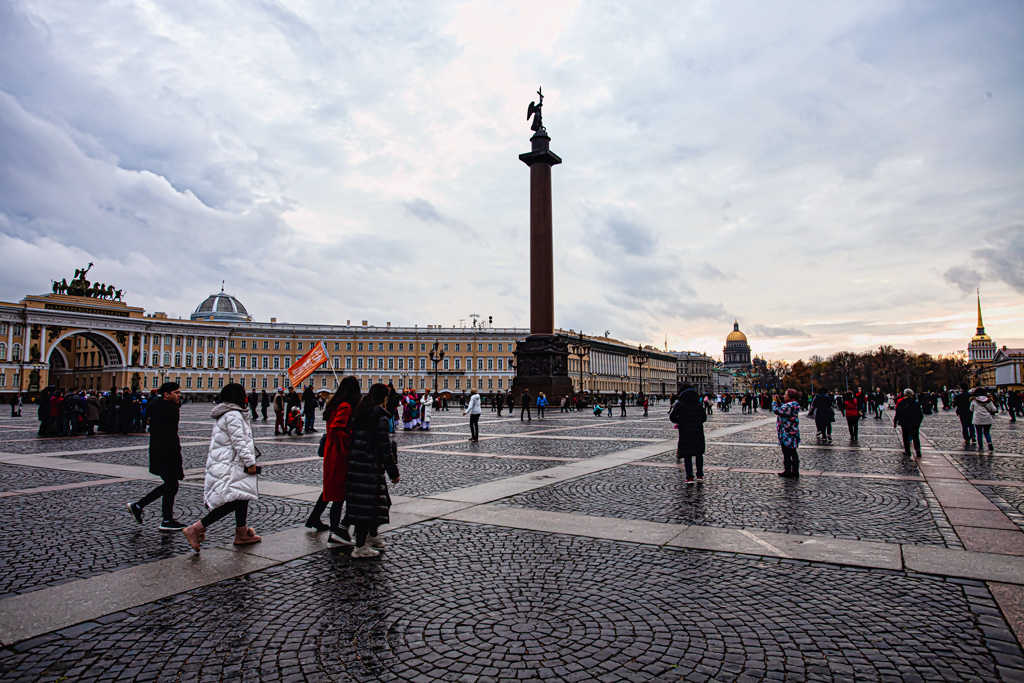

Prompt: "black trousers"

[781,445,799,475]
[815,419,832,438]
[469,413,480,440]
[310,494,344,529]
[846,416,859,439]
[901,427,921,455]
[261,404,268,420]
[521,406,531,420]
[355,524,379,546]
[138,476,180,521]
[201,499,248,528]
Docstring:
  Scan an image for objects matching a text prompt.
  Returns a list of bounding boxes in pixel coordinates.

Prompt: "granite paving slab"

[978,485,1024,534]
[0,481,309,598]
[260,451,567,498]
[0,521,1019,681]
[501,466,957,547]
[402,437,650,459]
[643,443,922,476]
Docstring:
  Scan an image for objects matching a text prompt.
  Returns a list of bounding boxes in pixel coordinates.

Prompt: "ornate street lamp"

[429,342,445,393]
[568,331,590,398]
[631,344,649,400]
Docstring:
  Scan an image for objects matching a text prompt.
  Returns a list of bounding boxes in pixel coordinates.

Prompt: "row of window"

[0,343,21,362]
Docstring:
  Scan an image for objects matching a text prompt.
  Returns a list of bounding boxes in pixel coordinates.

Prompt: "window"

[444,378,449,389]
[498,358,504,370]
[163,352,170,365]
[443,358,449,370]
[488,379,493,389]
[218,376,224,388]
[357,342,363,351]
[488,344,493,352]
[207,354,214,367]
[229,356,236,368]
[420,343,426,351]
[251,377,257,389]
[478,344,483,352]
[321,377,327,387]
[218,354,225,368]
[443,343,449,351]
[239,356,246,368]
[377,357,384,370]
[262,377,268,389]
[347,342,352,351]
[334,342,340,351]
[0,322,6,334]
[487,358,493,370]
[262,356,269,369]
[357,357,364,370]
[241,340,247,349]
[186,377,192,388]
[207,377,214,388]
[0,343,5,361]
[196,354,203,368]
[333,357,340,369]
[455,343,461,351]
[229,339,235,349]
[263,341,269,350]
[0,374,4,387]
[13,324,23,336]
[420,357,426,370]
[397,357,404,370]
[346,357,353,370]
[175,336,183,347]
[498,379,503,389]
[273,357,280,369]
[274,341,280,350]
[453,358,461,370]
[419,378,425,389]
[285,342,291,350]
[174,352,182,366]
[153,375,159,387]
[152,352,159,365]
[284,357,290,367]
[399,343,404,351]
[251,356,257,368]
[388,357,395,370]
[455,378,461,389]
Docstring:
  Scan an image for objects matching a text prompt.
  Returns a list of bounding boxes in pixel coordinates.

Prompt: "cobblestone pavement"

[1,522,1021,683]
[0,463,112,493]
[501,465,958,546]
[0,480,308,598]
[1,406,1023,680]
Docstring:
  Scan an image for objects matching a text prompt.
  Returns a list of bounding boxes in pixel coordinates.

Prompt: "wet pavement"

[0,402,1023,681]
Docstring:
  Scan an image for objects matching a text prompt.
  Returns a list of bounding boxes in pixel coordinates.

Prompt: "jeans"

[138,476,180,521]
[901,427,921,456]
[304,412,315,432]
[681,454,703,479]
[975,424,992,446]
[781,445,799,475]
[469,413,480,440]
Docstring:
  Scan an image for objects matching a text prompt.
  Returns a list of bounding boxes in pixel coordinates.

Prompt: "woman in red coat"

[843,391,861,442]
[304,376,361,543]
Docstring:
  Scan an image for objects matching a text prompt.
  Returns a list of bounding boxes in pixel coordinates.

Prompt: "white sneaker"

[351,545,380,558]
[367,534,385,548]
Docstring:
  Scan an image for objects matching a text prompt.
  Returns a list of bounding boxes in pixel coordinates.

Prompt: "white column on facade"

[39,324,47,365]
[128,332,135,368]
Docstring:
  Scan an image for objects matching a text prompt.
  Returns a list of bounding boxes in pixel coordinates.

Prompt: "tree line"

[754,346,970,394]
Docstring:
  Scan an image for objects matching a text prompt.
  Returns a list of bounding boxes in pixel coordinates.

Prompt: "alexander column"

[513,87,573,403]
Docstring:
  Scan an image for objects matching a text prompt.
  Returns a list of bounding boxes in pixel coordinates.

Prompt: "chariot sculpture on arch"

[51,263,124,300]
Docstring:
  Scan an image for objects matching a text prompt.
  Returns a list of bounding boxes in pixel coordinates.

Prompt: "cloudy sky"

[1,0,1022,361]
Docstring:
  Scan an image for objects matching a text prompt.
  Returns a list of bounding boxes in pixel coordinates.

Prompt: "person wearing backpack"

[971,388,998,453]
[670,384,708,484]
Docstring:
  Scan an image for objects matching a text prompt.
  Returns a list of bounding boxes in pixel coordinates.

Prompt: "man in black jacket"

[248,388,259,420]
[894,389,924,458]
[302,385,318,432]
[128,382,185,530]
[953,385,975,446]
[670,385,708,483]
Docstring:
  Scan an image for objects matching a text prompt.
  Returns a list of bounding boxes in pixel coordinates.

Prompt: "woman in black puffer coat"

[669,385,708,483]
[345,383,400,558]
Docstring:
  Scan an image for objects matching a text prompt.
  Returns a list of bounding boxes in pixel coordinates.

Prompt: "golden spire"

[977,288,985,335]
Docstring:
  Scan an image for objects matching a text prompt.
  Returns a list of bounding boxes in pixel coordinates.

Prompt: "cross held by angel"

[527,87,545,132]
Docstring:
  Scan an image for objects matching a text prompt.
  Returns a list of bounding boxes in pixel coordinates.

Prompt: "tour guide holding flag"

[286,340,339,403]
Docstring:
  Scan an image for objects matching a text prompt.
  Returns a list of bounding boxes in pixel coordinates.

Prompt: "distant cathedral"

[968,290,996,387]
[723,320,752,370]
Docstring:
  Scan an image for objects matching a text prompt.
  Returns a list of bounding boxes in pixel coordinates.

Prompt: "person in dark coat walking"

[127,382,185,530]
[345,383,399,558]
[520,389,532,421]
[248,389,259,420]
[810,387,835,441]
[893,388,924,458]
[260,389,270,421]
[953,385,975,446]
[670,385,707,483]
[302,385,318,433]
[306,376,360,541]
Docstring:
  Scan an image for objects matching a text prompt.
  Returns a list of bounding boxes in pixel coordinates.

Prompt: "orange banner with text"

[288,341,328,387]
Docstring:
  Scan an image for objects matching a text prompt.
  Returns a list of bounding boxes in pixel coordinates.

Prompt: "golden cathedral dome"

[726,321,748,343]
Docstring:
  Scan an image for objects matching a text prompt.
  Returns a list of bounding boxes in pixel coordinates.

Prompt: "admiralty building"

[0,276,676,400]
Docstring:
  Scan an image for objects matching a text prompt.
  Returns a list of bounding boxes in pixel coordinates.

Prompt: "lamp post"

[568,331,590,401]
[631,344,649,400]
[429,342,445,393]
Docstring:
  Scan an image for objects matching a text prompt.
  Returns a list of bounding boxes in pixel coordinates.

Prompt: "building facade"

[562,333,675,396]
[0,288,527,399]
[669,351,713,393]
[993,347,1024,390]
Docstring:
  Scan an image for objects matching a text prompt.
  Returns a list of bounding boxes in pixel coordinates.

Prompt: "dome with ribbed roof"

[191,286,251,322]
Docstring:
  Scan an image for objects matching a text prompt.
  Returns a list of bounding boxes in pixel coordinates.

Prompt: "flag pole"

[322,340,341,385]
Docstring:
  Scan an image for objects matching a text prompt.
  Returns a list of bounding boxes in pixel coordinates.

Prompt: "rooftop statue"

[527,86,545,133]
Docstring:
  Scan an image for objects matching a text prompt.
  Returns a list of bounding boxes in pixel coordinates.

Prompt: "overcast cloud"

[1,0,1021,360]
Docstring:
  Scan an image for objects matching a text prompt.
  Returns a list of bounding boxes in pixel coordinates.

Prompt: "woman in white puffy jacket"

[183,383,261,551]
